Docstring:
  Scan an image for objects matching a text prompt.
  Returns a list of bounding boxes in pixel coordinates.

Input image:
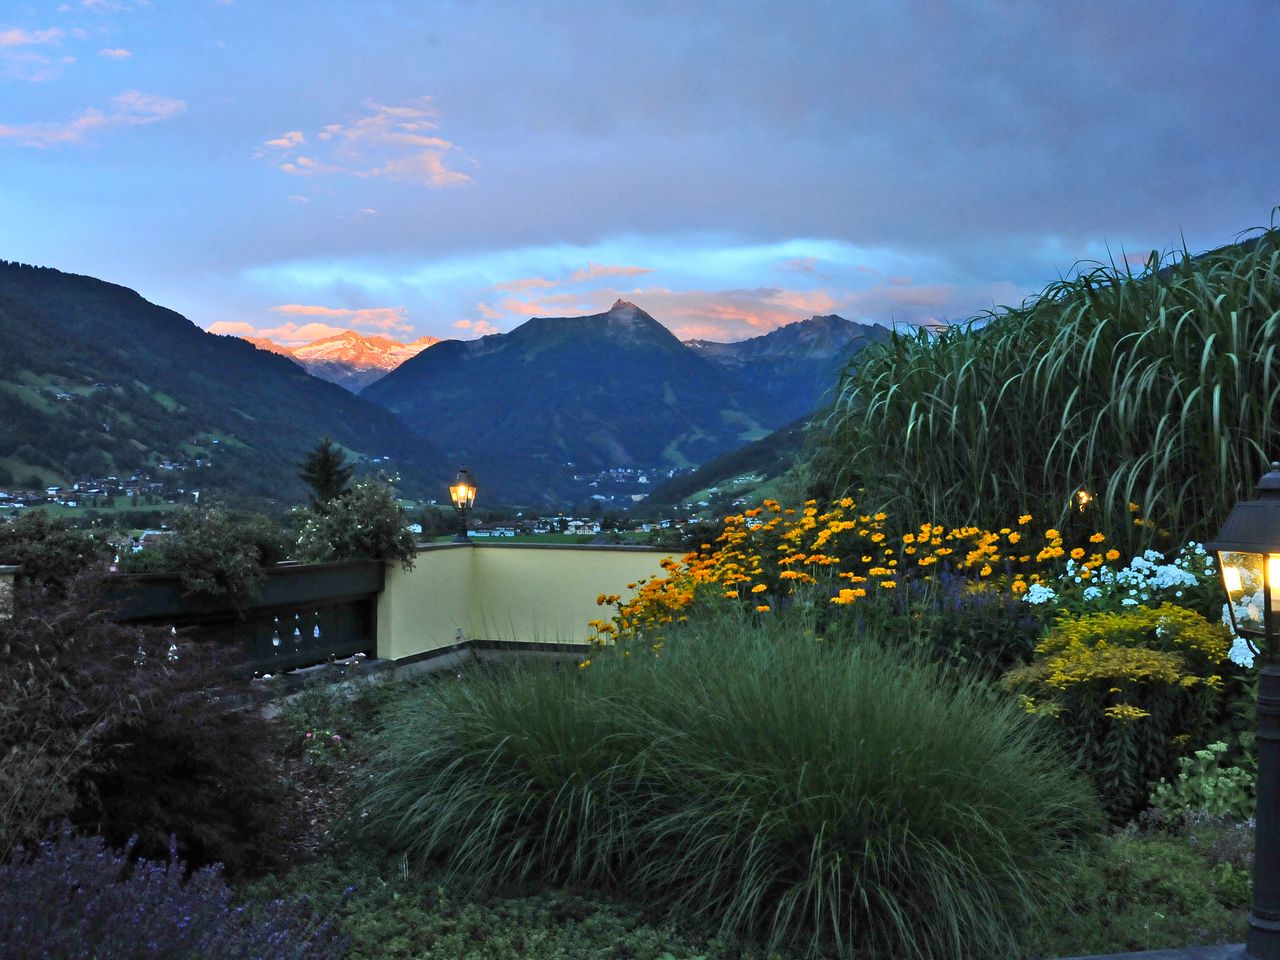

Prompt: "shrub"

[807,220,1280,552]
[294,477,416,569]
[1031,832,1248,956]
[0,510,106,587]
[0,826,344,959]
[0,572,173,860]
[121,503,288,602]
[1150,735,1256,821]
[354,618,1098,960]
[72,642,295,880]
[1004,602,1233,817]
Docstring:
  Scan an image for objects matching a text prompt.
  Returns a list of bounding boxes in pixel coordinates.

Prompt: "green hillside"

[0,261,449,504]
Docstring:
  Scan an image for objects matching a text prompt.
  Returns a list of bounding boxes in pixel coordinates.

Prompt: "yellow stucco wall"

[376,544,675,661]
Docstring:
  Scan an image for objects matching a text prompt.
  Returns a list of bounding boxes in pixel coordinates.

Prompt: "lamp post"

[1209,461,1280,960]
[448,467,477,543]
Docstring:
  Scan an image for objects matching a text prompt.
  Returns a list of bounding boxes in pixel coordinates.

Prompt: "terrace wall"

[377,543,675,662]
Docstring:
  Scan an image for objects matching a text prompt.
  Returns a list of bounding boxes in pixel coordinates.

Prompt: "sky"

[1,1,1278,346]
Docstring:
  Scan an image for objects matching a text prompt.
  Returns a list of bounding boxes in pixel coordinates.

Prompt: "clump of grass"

[808,219,1280,550]
[351,615,1099,960]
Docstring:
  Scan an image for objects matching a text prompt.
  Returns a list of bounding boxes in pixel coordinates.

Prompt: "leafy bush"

[1004,602,1233,817]
[0,509,106,587]
[294,477,416,569]
[1150,736,1257,821]
[121,503,288,601]
[0,826,344,959]
[808,221,1280,552]
[72,642,295,879]
[354,618,1098,960]
[0,572,173,860]
[1031,831,1248,956]
[244,853,724,960]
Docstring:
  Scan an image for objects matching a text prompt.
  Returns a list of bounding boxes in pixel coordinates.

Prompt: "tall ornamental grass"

[353,617,1098,960]
[809,221,1280,550]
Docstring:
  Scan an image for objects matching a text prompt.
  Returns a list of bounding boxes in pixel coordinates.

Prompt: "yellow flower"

[1018,514,1032,525]
[578,659,591,670]
[1045,528,1061,540]
[1007,532,1021,545]
[1089,532,1106,543]
[979,564,992,577]
[1070,548,1085,560]
[755,604,770,613]
[879,580,897,589]
[1105,549,1121,562]
[750,583,767,594]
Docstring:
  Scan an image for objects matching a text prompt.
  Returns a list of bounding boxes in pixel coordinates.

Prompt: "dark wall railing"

[108,560,384,676]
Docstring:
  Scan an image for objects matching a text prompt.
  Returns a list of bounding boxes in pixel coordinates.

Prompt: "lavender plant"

[0,826,345,959]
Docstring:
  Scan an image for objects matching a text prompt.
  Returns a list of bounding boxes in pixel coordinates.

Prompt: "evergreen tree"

[298,437,354,512]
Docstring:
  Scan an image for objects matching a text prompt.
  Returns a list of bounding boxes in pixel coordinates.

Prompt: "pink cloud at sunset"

[260,98,470,188]
[269,303,413,333]
[454,318,499,336]
[0,89,184,146]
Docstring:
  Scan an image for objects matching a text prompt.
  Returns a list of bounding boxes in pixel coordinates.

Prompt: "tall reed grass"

[352,615,1098,959]
[808,221,1280,549]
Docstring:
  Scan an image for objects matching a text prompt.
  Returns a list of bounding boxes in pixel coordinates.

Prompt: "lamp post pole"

[1210,462,1280,960]
[1254,657,1280,959]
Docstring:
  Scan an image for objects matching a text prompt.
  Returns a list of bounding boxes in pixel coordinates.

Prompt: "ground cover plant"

[0,826,343,959]
[353,615,1099,960]
[807,220,1280,551]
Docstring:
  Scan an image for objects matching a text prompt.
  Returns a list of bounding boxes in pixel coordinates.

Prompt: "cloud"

[494,276,556,292]
[207,321,255,336]
[269,303,413,333]
[454,318,499,336]
[98,47,131,59]
[493,261,653,294]
[256,321,352,344]
[0,27,63,47]
[264,129,304,148]
[567,261,654,283]
[259,98,470,188]
[0,89,185,147]
[0,25,67,80]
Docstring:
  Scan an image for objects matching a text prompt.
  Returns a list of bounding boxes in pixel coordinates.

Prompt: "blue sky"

[2,0,1278,344]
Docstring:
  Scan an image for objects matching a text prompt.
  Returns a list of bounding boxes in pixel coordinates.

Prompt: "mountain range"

[362,300,888,503]
[245,330,441,391]
[0,260,888,508]
[0,261,448,504]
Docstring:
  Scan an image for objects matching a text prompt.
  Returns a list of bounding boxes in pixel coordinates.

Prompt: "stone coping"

[1055,944,1243,959]
[0,565,18,573]
[414,540,669,553]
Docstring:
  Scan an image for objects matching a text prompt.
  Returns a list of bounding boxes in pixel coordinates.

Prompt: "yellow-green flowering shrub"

[1004,603,1233,817]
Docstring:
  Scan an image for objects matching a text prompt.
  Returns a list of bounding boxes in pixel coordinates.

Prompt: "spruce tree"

[298,437,354,512]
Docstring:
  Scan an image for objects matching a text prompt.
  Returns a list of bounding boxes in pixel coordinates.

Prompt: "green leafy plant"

[353,616,1098,960]
[1004,602,1233,818]
[1150,735,1257,821]
[808,220,1280,553]
[121,503,288,602]
[0,510,106,588]
[294,477,416,569]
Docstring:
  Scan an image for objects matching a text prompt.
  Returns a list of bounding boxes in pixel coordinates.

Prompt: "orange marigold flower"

[1105,549,1121,561]
[1070,548,1085,560]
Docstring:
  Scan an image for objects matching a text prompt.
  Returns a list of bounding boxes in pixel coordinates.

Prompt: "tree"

[298,437,354,513]
[294,477,416,570]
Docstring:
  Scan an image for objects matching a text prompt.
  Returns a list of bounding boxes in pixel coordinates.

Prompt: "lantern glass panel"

[1220,550,1267,634]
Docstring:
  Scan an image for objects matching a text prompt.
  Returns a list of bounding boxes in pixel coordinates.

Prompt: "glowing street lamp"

[1209,461,1280,960]
[448,467,477,543]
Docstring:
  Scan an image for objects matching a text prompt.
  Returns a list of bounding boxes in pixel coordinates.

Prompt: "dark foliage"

[120,503,288,602]
[0,509,107,587]
[72,642,296,880]
[299,437,355,512]
[0,825,345,960]
[0,572,173,859]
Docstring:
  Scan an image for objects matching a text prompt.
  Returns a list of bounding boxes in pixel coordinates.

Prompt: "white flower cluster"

[1023,542,1216,611]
